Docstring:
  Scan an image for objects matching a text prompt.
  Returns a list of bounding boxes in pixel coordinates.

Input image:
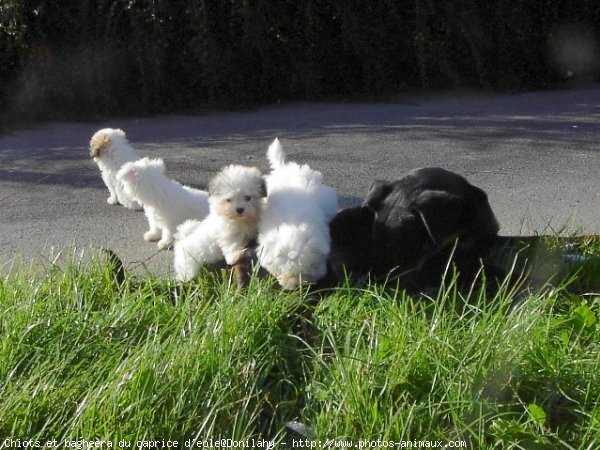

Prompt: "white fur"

[89,128,142,210]
[116,157,210,249]
[257,138,339,290]
[173,165,266,282]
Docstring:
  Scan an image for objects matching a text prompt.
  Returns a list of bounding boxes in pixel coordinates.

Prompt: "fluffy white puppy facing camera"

[173,165,266,282]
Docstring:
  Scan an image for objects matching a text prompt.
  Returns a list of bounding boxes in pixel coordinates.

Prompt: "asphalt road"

[1,86,599,275]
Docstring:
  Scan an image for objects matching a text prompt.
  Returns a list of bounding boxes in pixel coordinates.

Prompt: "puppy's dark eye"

[226,198,232,203]
[244,195,251,202]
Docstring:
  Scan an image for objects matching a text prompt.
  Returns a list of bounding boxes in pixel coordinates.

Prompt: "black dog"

[329,167,502,290]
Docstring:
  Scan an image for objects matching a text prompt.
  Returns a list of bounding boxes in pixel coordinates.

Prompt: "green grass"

[0,243,599,448]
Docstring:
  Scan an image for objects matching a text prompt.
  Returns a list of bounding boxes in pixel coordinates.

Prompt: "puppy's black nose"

[236,207,244,215]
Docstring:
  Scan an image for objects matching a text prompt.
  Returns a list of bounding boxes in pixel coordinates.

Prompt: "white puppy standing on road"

[173,165,266,282]
[116,157,209,250]
[257,138,338,290]
[89,128,142,210]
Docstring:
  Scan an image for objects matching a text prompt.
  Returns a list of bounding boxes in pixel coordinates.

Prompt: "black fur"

[329,167,503,290]
[103,248,126,286]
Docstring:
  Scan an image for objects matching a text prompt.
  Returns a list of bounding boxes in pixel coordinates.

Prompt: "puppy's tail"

[267,138,286,170]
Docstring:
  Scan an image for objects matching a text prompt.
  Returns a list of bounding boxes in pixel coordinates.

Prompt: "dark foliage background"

[1,0,599,123]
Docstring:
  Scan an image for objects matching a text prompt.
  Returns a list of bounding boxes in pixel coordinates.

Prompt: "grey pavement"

[1,86,599,275]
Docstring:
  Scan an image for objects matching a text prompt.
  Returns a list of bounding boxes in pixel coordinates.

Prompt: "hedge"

[1,0,599,122]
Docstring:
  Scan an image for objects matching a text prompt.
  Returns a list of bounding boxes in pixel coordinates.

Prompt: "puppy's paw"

[157,239,173,250]
[277,275,301,291]
[107,196,119,205]
[144,230,161,242]
[126,200,143,211]
[224,249,245,266]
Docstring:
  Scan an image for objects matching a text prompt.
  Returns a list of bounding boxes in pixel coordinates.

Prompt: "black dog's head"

[365,169,499,245]
[329,168,501,288]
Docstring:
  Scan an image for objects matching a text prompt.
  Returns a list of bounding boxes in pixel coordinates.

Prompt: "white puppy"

[116,157,209,250]
[89,128,142,210]
[257,138,338,290]
[173,165,266,282]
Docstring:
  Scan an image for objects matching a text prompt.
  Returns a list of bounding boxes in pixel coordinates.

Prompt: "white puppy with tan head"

[257,138,339,290]
[116,157,209,250]
[89,128,142,210]
[173,165,266,282]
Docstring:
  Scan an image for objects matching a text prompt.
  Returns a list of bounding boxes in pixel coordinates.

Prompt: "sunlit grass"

[0,242,598,448]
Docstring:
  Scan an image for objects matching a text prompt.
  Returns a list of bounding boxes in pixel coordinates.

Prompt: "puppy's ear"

[259,178,267,198]
[247,167,267,197]
[90,133,110,158]
[411,190,466,243]
[363,180,393,211]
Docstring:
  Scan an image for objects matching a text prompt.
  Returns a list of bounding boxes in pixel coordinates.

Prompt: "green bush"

[2,0,600,123]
